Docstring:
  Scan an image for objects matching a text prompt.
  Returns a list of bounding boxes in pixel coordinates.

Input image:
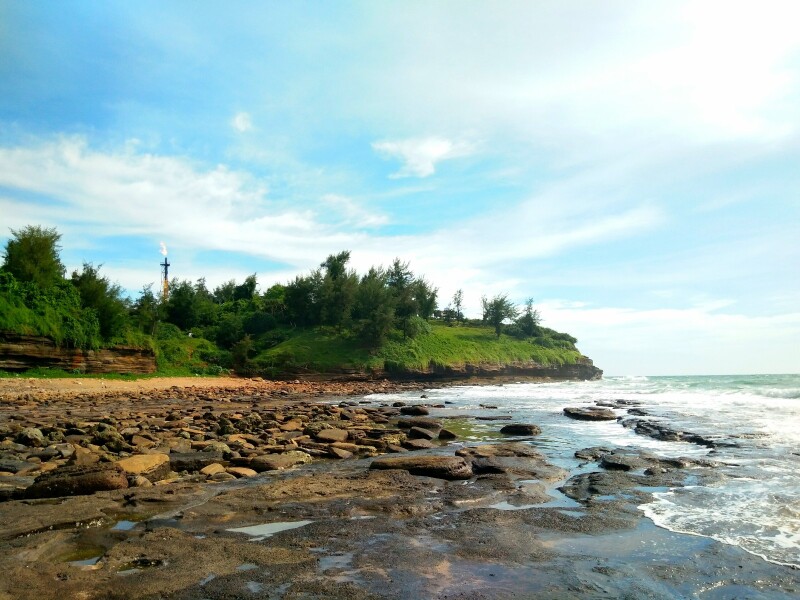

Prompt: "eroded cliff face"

[0,334,156,375]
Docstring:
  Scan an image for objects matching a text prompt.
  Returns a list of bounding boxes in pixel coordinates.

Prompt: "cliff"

[0,333,156,375]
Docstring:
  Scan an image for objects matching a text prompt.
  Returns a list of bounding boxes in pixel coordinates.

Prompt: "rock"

[370,455,473,480]
[129,475,153,487]
[407,426,437,440]
[475,416,513,421]
[600,453,646,471]
[116,453,171,482]
[169,451,225,472]
[200,463,227,476]
[26,463,129,498]
[202,441,232,455]
[399,405,429,416]
[210,472,237,482]
[438,428,457,440]
[227,466,258,478]
[249,451,312,472]
[69,445,101,466]
[402,439,436,450]
[500,424,542,436]
[563,407,617,421]
[0,459,36,474]
[397,417,442,430]
[328,447,353,460]
[15,427,45,447]
[316,428,349,443]
[91,424,132,452]
[574,446,613,461]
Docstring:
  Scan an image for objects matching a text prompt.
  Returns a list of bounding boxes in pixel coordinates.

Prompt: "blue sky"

[1,1,798,375]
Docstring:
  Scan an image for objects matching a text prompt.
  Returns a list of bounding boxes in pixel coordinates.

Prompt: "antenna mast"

[160,257,170,301]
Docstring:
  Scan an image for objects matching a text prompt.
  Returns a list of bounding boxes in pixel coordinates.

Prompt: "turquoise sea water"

[368,374,800,568]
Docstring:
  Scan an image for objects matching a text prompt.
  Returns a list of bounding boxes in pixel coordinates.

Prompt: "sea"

[368,374,800,569]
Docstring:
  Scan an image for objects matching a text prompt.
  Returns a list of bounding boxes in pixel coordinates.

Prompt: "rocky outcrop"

[0,333,156,374]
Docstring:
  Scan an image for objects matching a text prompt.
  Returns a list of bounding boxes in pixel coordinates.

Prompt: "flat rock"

[249,451,312,472]
[116,453,171,482]
[563,407,617,421]
[370,455,473,480]
[407,426,437,440]
[402,438,435,450]
[399,405,430,416]
[200,463,226,476]
[315,428,349,443]
[227,466,258,478]
[500,424,542,436]
[25,463,128,498]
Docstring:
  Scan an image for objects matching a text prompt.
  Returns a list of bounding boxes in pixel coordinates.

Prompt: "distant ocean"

[369,374,800,568]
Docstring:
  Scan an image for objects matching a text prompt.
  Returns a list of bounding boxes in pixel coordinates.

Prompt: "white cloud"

[320,194,388,228]
[372,136,474,178]
[231,111,253,133]
[538,299,800,376]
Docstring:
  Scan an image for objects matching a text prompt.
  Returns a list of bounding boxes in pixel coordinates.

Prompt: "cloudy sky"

[1,1,798,375]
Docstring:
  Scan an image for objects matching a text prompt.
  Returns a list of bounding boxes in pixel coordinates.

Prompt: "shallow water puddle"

[227,520,313,541]
[111,520,137,531]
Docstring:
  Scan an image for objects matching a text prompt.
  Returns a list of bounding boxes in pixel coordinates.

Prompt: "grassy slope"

[254,324,582,374]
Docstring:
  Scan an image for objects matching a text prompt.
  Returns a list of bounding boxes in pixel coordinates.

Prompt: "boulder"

[407,426,437,440]
[402,439,436,450]
[397,417,442,430]
[116,453,171,482]
[249,451,312,472]
[316,428,349,443]
[15,427,45,447]
[563,407,617,421]
[200,463,227,476]
[26,463,128,498]
[500,424,542,436]
[169,451,225,472]
[399,405,430,416]
[370,455,473,480]
[91,424,132,452]
[328,447,353,460]
[438,428,457,440]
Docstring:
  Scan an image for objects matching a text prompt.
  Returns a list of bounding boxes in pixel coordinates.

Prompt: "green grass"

[253,323,582,375]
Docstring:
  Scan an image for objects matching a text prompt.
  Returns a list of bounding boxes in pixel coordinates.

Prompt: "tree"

[413,278,438,320]
[516,298,541,337]
[70,262,129,341]
[353,267,395,345]
[2,225,66,289]
[481,294,519,337]
[319,251,358,331]
[164,279,198,330]
[387,259,416,337]
[284,270,322,326]
[132,284,160,335]
[233,274,258,301]
[452,289,464,324]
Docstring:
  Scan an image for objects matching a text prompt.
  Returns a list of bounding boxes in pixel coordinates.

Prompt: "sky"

[0,1,798,376]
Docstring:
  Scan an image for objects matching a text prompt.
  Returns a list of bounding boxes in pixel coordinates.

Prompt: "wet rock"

[26,463,129,498]
[475,415,513,421]
[600,452,646,471]
[91,424,132,452]
[399,405,430,416]
[370,455,473,480]
[328,447,353,460]
[563,407,617,421]
[407,426,437,440]
[0,459,36,474]
[130,474,153,487]
[438,428,457,440]
[500,424,542,436]
[575,446,613,461]
[116,453,171,482]
[15,427,45,447]
[397,417,442,430]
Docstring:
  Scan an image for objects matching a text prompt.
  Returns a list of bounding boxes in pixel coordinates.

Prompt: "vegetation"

[1,224,586,377]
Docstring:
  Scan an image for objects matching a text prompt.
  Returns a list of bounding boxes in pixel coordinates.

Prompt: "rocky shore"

[1,376,797,599]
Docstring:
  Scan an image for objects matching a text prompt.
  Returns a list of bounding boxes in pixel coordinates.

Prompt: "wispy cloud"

[231,111,253,133]
[372,136,475,178]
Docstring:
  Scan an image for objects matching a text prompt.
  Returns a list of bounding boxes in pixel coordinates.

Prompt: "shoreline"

[1,377,797,598]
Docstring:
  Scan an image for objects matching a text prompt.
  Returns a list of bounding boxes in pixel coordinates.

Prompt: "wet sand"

[1,377,798,599]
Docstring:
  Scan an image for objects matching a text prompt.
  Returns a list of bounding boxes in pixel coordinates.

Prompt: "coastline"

[0,376,797,598]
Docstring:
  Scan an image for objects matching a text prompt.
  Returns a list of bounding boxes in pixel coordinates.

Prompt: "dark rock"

[574,446,613,461]
[475,415,512,421]
[400,405,430,416]
[600,453,646,471]
[0,459,36,474]
[438,428,457,440]
[397,417,442,430]
[563,407,617,421]
[25,463,128,498]
[500,424,542,436]
[370,455,473,480]
[407,426,437,440]
[169,451,225,472]
[91,424,132,452]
